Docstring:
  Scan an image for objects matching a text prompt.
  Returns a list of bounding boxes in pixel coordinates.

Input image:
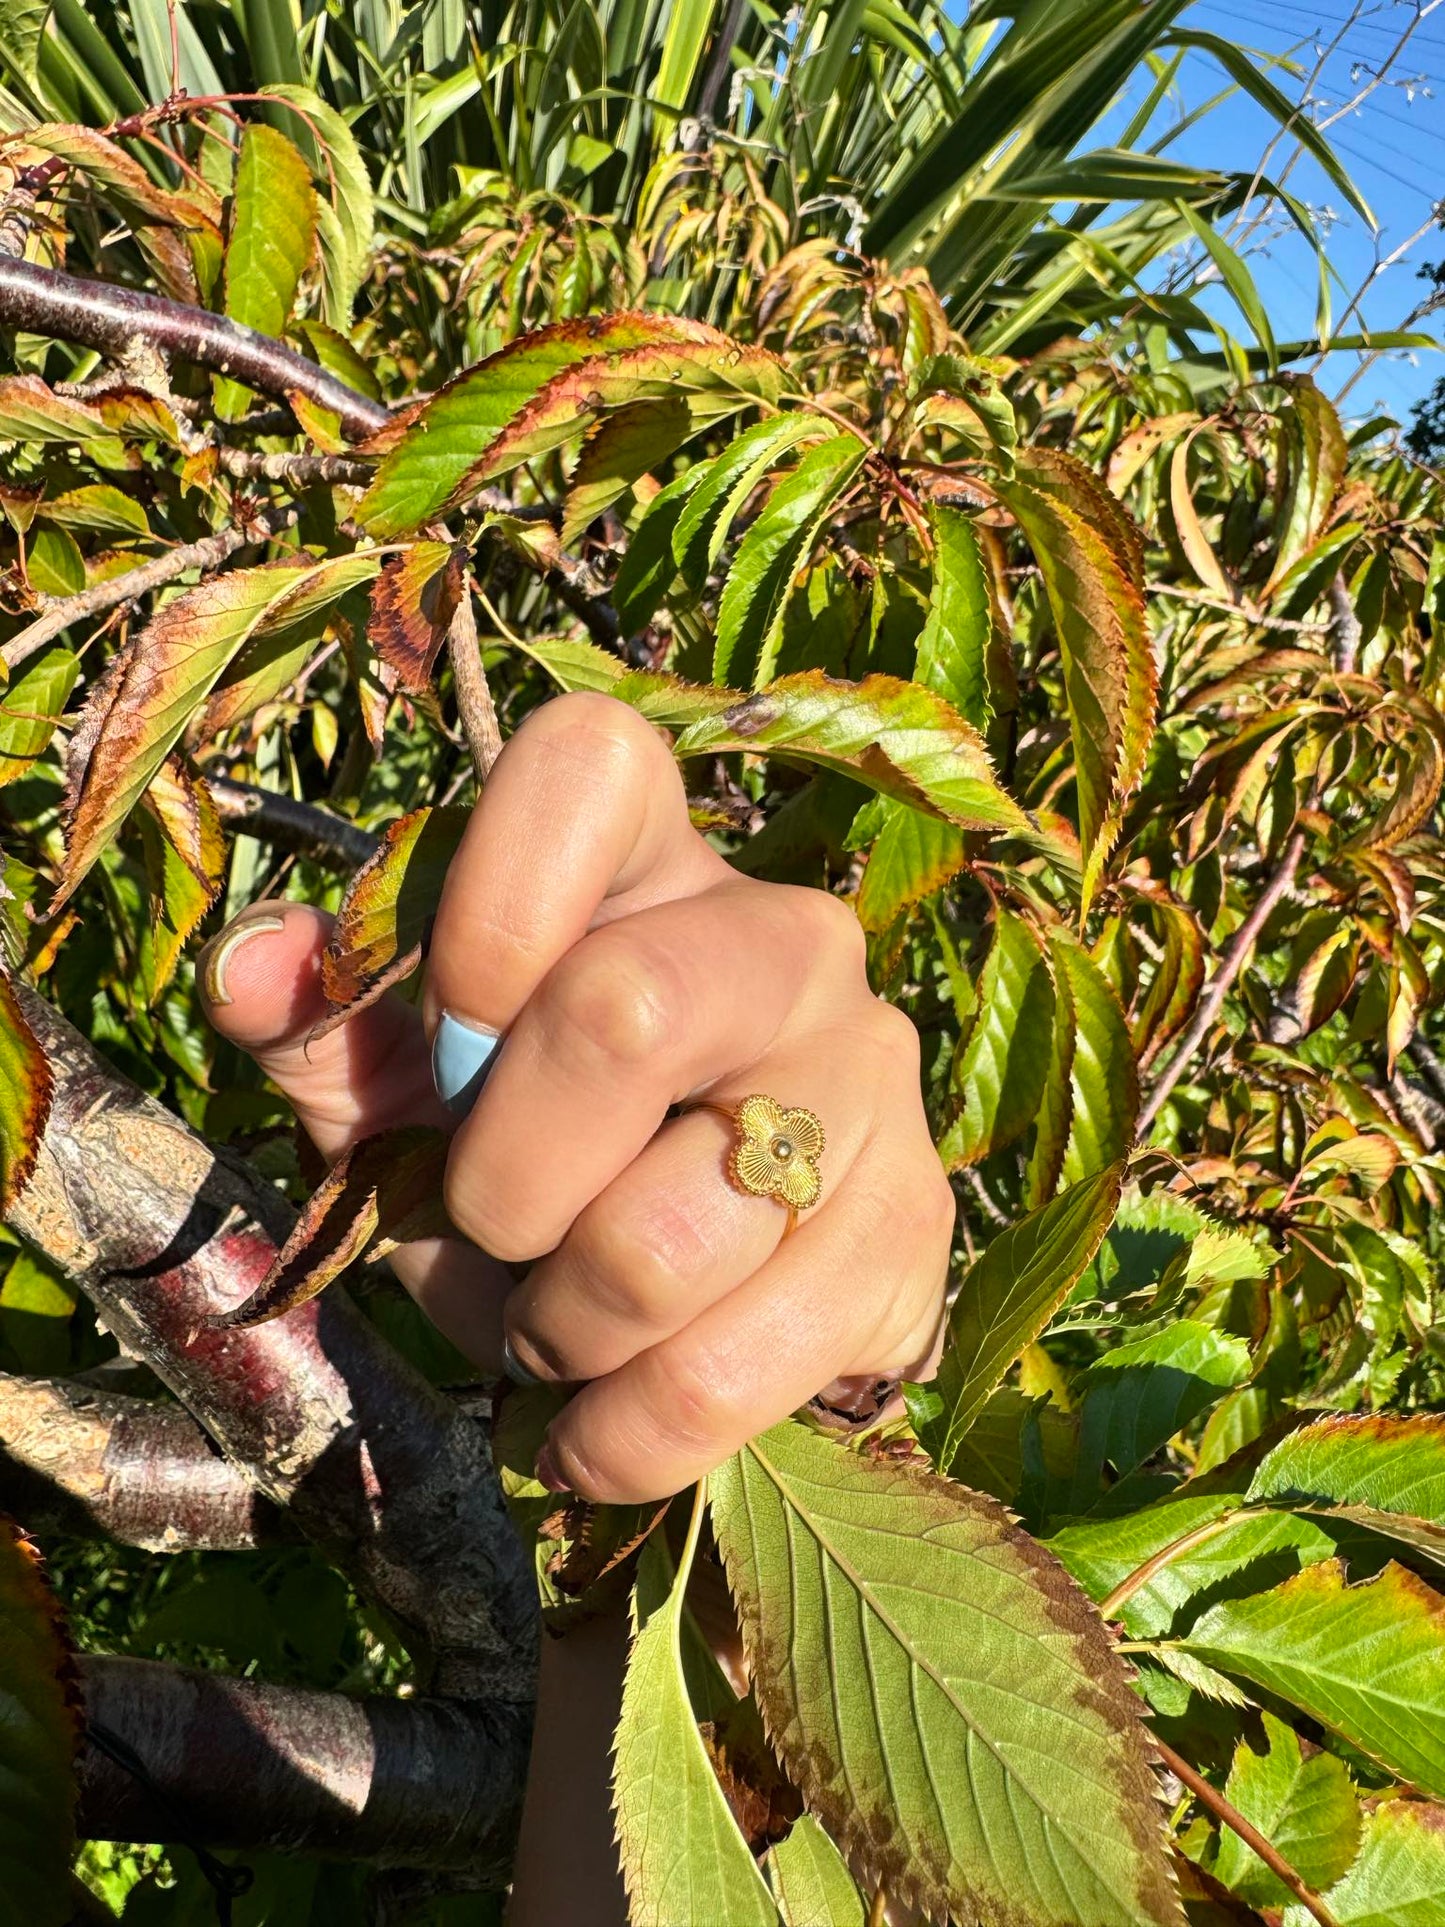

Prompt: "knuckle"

[544,931,684,1072]
[869,995,924,1074]
[644,1343,734,1457]
[566,1194,709,1328]
[519,691,658,776]
[791,884,867,972]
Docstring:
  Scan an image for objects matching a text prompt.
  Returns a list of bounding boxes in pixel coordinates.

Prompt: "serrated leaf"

[855,806,968,932]
[1213,1711,1360,1909]
[0,1518,76,1927]
[768,1816,867,1927]
[38,485,150,538]
[1184,1561,1445,1797]
[0,648,78,787]
[714,434,868,688]
[613,466,710,636]
[1055,933,1140,1186]
[907,1164,1123,1476]
[318,805,469,1027]
[0,0,50,83]
[216,123,318,419]
[211,1126,450,1328]
[57,554,379,910]
[670,673,1028,834]
[260,84,375,326]
[562,395,697,545]
[614,1497,780,1927]
[0,974,51,1216]
[1248,1415,1445,1523]
[1073,1321,1252,1494]
[1283,1798,1445,1927]
[937,908,1055,1167]
[674,414,833,596]
[368,543,466,693]
[916,502,993,731]
[1266,378,1347,595]
[138,757,224,1001]
[711,1420,1183,1927]
[515,634,629,694]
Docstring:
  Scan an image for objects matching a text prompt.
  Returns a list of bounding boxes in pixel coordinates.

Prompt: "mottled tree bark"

[9,987,537,1713]
[77,1657,522,1876]
[0,1374,289,1552]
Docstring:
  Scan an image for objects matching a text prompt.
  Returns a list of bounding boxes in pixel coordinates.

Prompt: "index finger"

[425,691,726,1098]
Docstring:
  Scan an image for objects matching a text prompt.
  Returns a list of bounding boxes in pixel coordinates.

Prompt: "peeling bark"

[0,1374,290,1552]
[9,987,537,1707]
[77,1657,523,1877]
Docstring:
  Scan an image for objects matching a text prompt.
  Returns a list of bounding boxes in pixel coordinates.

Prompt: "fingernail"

[502,1335,542,1388]
[432,1009,501,1114]
[534,1441,569,1494]
[199,911,286,1007]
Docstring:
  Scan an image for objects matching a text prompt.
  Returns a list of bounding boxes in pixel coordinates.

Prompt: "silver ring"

[501,1335,542,1387]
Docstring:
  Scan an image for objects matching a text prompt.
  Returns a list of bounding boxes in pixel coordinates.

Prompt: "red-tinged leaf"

[24,122,221,300]
[367,543,466,694]
[56,553,379,911]
[137,758,225,1001]
[0,973,51,1214]
[216,123,318,420]
[0,1517,78,1927]
[669,673,1028,835]
[1132,896,1206,1068]
[1054,932,1139,1186]
[0,376,128,457]
[358,313,734,537]
[856,806,968,932]
[997,454,1155,912]
[1106,413,1196,495]
[1025,933,1077,1209]
[561,394,698,546]
[210,1126,450,1328]
[318,805,470,1028]
[1266,376,1347,595]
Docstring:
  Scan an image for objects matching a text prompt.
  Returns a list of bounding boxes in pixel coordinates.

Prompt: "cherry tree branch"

[78,1656,522,1876]
[8,985,537,1708]
[0,255,391,441]
[0,1373,289,1552]
[206,774,380,869]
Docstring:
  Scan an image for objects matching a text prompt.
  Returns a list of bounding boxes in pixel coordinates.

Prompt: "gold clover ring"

[686,1093,826,1228]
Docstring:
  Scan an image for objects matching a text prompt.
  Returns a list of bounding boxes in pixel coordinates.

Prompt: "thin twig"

[447,581,503,782]
[206,775,379,870]
[215,447,372,488]
[1152,1737,1342,1927]
[866,1886,888,1927]
[1146,582,1329,636]
[1139,829,1307,1132]
[0,255,390,441]
[2,507,297,671]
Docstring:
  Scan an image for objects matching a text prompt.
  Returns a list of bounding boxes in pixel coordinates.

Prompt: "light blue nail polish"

[432,1010,501,1115]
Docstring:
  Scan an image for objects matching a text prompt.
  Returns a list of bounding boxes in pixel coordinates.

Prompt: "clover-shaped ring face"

[727,1094,826,1211]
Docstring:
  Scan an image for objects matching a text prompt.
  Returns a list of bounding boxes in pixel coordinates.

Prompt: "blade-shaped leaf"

[937,908,1056,1168]
[57,554,379,909]
[711,1420,1184,1927]
[855,806,968,933]
[1055,933,1140,1186]
[0,1519,76,1927]
[674,413,833,595]
[0,972,51,1215]
[1266,378,1348,595]
[216,123,318,419]
[1248,1415,1445,1525]
[614,1493,780,1927]
[1212,1711,1360,1910]
[670,673,1028,834]
[368,543,466,694]
[907,1163,1123,1476]
[915,502,992,733]
[0,648,78,788]
[1283,1798,1445,1927]
[768,1816,867,1927]
[260,83,375,324]
[1073,1321,1252,1493]
[562,395,698,545]
[613,466,710,637]
[714,434,868,687]
[1184,1560,1445,1798]
[318,805,469,1028]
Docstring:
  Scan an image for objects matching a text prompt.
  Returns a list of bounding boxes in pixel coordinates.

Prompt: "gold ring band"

[682,1093,826,1237]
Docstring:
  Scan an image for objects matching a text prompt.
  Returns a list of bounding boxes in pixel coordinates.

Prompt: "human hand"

[200,693,954,1502]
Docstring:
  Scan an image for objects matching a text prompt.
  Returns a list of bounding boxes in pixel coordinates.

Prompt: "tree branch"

[1152,1736,1341,1927]
[77,1656,522,1876]
[1139,829,1307,1133]
[0,256,391,442]
[8,985,537,1707]
[447,586,503,783]
[2,506,297,672]
[206,775,380,870]
[0,1373,289,1552]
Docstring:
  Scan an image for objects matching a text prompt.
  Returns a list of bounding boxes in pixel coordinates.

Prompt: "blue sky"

[1123,0,1445,427]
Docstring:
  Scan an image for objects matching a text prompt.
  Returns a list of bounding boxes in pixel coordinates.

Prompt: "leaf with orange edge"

[216,124,318,420]
[317,805,469,1030]
[0,972,51,1215]
[358,313,734,537]
[57,552,379,912]
[138,757,225,1000]
[0,1516,78,1927]
[367,543,467,694]
[1266,377,1347,595]
[210,1126,451,1328]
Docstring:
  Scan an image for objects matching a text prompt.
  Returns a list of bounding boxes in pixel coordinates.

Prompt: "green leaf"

[514,633,629,695]
[915,502,992,732]
[0,0,51,83]
[216,123,318,419]
[1178,202,1276,370]
[714,434,869,688]
[1073,1320,1252,1491]
[614,1492,780,1927]
[673,414,832,598]
[768,1816,867,1927]
[1212,1711,1360,1909]
[711,1420,1183,1927]
[906,1163,1123,1476]
[1266,378,1348,595]
[0,974,51,1216]
[1283,1798,1445,1927]
[1184,1560,1445,1798]
[669,673,1028,835]
[38,484,150,538]
[613,466,710,637]
[0,648,78,787]
[260,84,375,326]
[1249,1416,1445,1525]
[1055,934,1140,1187]
[0,1519,75,1927]
[562,396,698,545]
[359,315,744,538]
[855,806,967,933]
[57,554,379,910]
[937,909,1055,1167]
